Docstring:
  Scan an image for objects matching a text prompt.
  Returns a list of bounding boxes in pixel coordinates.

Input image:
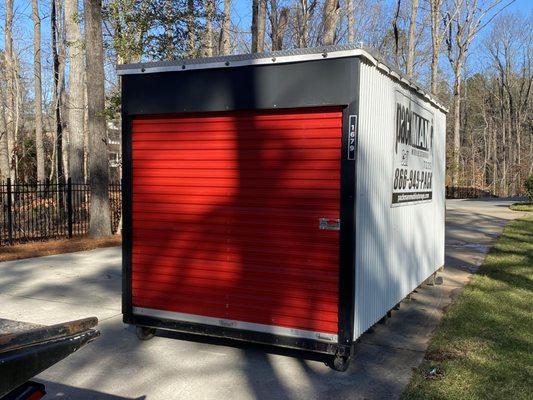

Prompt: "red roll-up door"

[131,107,342,336]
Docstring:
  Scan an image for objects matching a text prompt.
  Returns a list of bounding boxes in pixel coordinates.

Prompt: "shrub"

[525,175,533,201]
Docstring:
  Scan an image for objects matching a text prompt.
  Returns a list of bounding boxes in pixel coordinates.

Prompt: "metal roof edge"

[117,44,448,113]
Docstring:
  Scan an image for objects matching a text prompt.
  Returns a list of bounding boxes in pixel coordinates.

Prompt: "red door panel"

[131,108,342,334]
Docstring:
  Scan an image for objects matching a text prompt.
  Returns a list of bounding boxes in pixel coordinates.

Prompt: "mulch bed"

[0,236,122,262]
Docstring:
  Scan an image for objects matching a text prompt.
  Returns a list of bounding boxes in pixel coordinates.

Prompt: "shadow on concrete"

[0,66,525,398]
[0,198,520,399]
[35,380,146,400]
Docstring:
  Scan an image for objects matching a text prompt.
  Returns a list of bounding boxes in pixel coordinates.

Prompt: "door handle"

[319,218,340,231]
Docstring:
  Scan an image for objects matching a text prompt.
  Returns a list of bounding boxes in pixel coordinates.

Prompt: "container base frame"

[125,313,349,357]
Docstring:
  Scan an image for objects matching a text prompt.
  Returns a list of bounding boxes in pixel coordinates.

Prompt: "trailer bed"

[0,317,99,397]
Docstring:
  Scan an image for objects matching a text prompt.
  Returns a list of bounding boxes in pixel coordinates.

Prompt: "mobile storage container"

[118,45,446,370]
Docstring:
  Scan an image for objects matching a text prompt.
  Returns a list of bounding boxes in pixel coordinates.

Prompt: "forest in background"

[0,0,532,213]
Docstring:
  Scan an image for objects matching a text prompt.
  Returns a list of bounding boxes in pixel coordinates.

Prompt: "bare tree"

[202,0,215,57]
[269,0,289,51]
[429,0,444,94]
[84,0,111,237]
[4,0,16,181]
[293,0,317,48]
[59,10,69,182]
[445,0,509,187]
[187,0,196,56]
[32,0,45,182]
[346,0,354,44]
[65,0,86,183]
[392,0,402,67]
[219,0,231,55]
[51,0,66,184]
[485,13,532,195]
[406,0,419,77]
[0,80,8,181]
[321,0,340,45]
[252,0,267,52]
[428,0,457,95]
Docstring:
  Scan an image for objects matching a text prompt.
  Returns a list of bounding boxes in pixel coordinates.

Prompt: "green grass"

[402,216,533,400]
[510,202,533,212]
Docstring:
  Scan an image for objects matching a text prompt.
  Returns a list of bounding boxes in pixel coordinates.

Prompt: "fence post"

[67,178,73,238]
[6,178,13,245]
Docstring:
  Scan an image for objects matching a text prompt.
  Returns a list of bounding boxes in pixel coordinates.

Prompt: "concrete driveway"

[0,200,527,400]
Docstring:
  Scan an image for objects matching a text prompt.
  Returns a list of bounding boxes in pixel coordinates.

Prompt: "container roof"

[117,44,448,113]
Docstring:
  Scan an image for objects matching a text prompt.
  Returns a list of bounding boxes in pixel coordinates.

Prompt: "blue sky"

[2,0,531,50]
[229,0,532,36]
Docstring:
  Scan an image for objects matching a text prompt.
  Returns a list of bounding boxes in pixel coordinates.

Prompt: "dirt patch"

[425,347,468,362]
[0,236,122,262]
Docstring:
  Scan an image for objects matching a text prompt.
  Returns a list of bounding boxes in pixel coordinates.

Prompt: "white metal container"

[118,44,447,370]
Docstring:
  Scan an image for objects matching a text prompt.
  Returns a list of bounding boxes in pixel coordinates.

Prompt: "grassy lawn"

[402,216,533,400]
[510,202,533,212]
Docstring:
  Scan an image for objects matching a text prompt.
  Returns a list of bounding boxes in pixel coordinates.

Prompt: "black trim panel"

[121,101,133,319]
[122,58,356,116]
[337,59,358,352]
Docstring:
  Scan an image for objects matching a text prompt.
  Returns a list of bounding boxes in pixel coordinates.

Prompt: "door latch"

[319,218,340,231]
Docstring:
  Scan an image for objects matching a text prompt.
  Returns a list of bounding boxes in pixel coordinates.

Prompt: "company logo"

[395,103,433,154]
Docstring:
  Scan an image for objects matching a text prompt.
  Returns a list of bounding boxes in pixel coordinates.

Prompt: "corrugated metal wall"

[131,108,343,337]
[354,61,446,339]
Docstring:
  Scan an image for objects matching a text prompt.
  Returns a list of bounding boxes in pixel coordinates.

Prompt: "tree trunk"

[84,79,89,181]
[270,1,289,51]
[516,118,521,191]
[430,46,439,95]
[296,0,309,48]
[492,119,497,195]
[219,0,231,55]
[12,46,22,181]
[162,0,175,58]
[346,0,354,44]
[392,0,401,68]
[251,0,266,52]
[51,0,65,185]
[4,0,15,182]
[65,0,85,184]
[186,0,196,57]
[528,137,533,175]
[84,0,112,237]
[508,93,515,194]
[321,0,339,45]
[406,0,419,77]
[202,0,214,57]
[32,0,45,182]
[277,8,289,50]
[481,98,489,189]
[502,114,507,196]
[0,86,8,181]
[58,3,69,182]
[451,67,462,188]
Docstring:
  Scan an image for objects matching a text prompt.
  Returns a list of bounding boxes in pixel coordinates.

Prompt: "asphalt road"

[0,199,526,400]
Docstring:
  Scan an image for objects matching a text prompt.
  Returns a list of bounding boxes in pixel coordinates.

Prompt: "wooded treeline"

[0,0,531,234]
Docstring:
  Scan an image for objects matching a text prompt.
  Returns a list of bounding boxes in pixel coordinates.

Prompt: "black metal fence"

[0,179,121,246]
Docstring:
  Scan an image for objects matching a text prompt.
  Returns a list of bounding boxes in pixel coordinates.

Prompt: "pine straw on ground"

[0,235,122,262]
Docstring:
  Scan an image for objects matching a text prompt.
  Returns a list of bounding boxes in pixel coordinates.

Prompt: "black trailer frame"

[0,317,99,397]
[120,49,361,368]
